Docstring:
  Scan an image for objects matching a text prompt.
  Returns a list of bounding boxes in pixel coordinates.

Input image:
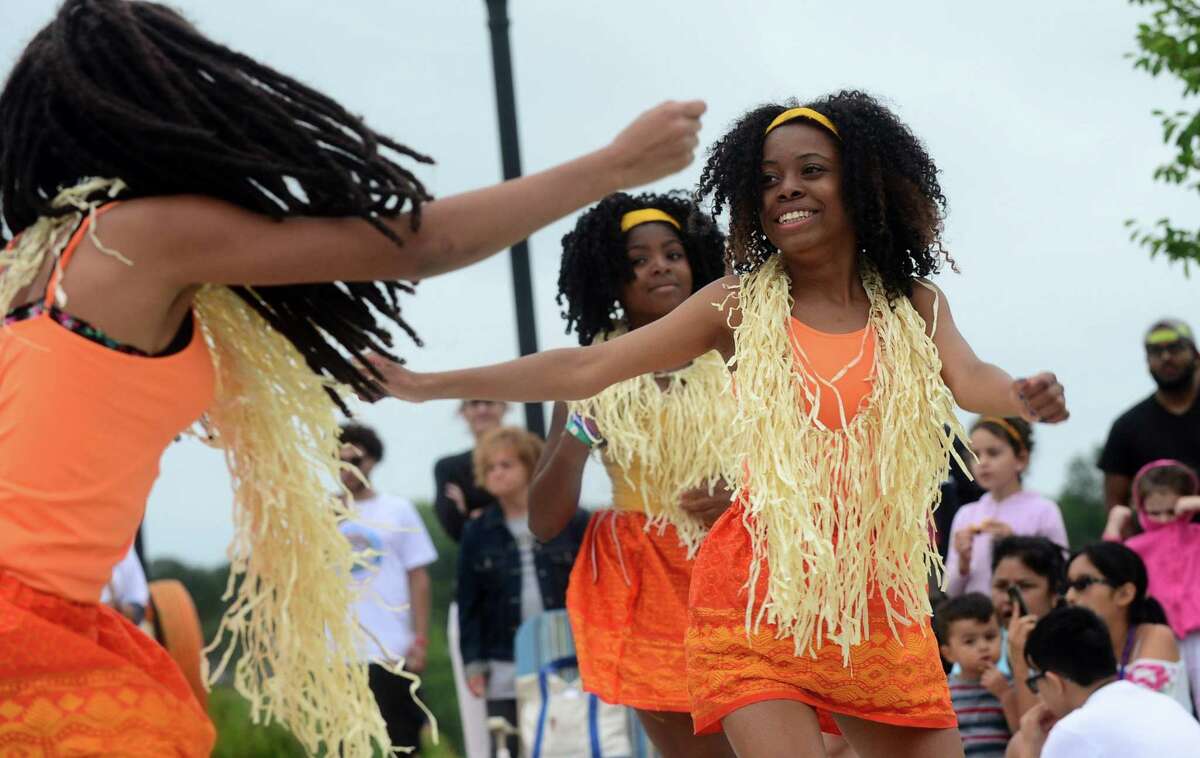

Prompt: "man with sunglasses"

[1012,606,1200,757]
[1099,319,1200,518]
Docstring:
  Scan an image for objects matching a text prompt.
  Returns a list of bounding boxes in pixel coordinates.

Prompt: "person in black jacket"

[458,427,590,758]
[432,400,509,542]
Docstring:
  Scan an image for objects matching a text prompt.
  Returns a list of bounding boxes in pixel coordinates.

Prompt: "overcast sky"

[4,1,1194,567]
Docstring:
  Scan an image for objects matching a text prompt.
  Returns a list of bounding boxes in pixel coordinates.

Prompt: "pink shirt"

[1123,512,1200,639]
[945,490,1068,596]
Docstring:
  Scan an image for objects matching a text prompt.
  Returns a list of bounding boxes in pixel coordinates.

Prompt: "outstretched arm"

[910,282,1068,423]
[142,101,706,287]
[371,277,735,404]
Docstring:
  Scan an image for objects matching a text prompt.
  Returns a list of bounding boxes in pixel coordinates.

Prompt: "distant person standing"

[433,401,509,542]
[1099,319,1200,514]
[433,400,508,758]
[340,424,437,755]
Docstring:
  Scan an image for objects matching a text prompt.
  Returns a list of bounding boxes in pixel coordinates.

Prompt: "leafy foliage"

[1127,0,1200,271]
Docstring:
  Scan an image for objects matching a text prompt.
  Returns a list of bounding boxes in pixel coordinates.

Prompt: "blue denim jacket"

[457,506,590,672]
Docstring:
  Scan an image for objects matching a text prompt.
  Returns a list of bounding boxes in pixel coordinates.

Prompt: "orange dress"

[0,207,217,755]
[566,458,697,713]
[685,318,953,735]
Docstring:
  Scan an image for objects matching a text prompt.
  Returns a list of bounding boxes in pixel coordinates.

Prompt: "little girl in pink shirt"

[946,417,1068,596]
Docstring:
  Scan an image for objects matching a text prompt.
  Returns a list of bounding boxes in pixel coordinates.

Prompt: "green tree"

[1127,0,1200,270]
[1057,446,1107,547]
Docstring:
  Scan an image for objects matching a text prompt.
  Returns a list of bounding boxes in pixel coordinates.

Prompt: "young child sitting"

[936,593,1017,757]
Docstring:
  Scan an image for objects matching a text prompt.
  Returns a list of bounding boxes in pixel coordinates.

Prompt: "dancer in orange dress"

[0,3,704,754]
[530,192,734,757]
[369,91,1069,757]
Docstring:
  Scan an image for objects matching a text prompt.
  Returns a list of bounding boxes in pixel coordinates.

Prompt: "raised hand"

[604,100,706,190]
[1012,372,1068,423]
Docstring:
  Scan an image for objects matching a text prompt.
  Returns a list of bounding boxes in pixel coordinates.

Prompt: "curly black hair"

[0,0,432,402]
[556,191,725,346]
[697,90,956,297]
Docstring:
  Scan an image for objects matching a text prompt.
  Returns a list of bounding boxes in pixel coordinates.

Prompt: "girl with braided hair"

[369,91,1070,757]
[0,1,704,754]
[529,191,734,757]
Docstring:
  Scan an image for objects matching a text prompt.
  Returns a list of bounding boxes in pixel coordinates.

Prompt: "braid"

[556,191,725,346]
[0,0,433,401]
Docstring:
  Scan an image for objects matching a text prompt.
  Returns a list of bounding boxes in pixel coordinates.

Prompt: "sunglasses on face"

[341,455,364,468]
[1146,341,1189,359]
[1026,669,1048,694]
[1065,576,1111,593]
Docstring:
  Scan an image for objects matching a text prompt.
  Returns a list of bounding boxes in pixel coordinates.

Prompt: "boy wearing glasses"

[1099,318,1200,519]
[935,593,1016,756]
[1013,606,1200,757]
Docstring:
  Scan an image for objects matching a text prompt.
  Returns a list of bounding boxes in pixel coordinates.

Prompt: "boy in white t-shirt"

[340,424,438,755]
[100,544,150,630]
[1011,606,1200,758]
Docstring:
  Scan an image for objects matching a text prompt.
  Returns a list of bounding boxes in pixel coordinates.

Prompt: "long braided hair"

[0,0,432,398]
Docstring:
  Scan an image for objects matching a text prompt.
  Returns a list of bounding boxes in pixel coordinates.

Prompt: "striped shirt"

[948,673,1010,757]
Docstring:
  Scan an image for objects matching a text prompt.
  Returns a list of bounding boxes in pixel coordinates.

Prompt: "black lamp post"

[483,0,545,437]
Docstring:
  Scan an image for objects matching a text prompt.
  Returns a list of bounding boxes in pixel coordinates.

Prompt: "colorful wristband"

[565,412,603,449]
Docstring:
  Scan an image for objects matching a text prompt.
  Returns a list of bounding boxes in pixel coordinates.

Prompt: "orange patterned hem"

[567,511,694,713]
[685,504,954,736]
[0,573,215,757]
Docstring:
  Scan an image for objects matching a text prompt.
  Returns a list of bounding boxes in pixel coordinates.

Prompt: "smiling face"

[1142,488,1181,524]
[757,122,854,259]
[618,221,693,328]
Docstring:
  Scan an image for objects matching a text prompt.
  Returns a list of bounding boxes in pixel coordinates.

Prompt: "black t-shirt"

[1098,393,1200,478]
[432,449,500,543]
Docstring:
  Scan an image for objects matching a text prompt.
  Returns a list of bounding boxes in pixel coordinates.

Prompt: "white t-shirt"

[1042,680,1200,757]
[341,494,437,664]
[100,545,149,608]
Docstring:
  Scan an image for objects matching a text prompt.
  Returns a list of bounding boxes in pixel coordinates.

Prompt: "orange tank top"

[786,315,876,429]
[0,209,215,602]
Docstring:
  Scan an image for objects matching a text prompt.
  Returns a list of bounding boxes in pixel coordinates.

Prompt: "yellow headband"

[620,208,681,233]
[1146,327,1192,346]
[764,107,840,139]
[978,416,1026,453]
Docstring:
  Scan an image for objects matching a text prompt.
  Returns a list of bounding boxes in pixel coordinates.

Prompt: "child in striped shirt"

[936,593,1018,757]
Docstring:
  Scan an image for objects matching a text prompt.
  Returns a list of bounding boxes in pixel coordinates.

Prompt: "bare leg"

[831,714,963,758]
[636,710,734,758]
[823,733,859,758]
[721,700,827,758]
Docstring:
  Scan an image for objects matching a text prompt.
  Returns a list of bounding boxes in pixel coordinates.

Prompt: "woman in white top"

[1065,542,1193,713]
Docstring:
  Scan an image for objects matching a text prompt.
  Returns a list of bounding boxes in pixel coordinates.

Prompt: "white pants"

[450,601,491,758]
[1182,630,1200,716]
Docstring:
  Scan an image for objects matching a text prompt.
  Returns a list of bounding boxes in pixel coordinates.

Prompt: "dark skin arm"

[528,401,591,541]
[1104,473,1133,517]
